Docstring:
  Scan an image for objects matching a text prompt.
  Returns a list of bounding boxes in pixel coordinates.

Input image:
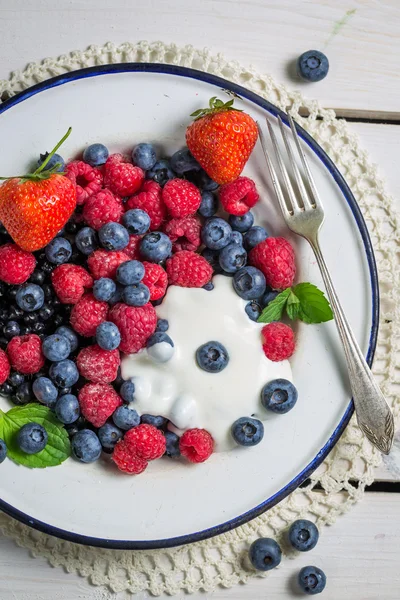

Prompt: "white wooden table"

[0,1,399,598]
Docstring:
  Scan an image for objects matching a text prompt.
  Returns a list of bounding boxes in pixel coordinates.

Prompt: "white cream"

[121,275,292,451]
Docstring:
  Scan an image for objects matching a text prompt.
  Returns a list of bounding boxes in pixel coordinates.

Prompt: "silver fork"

[257,115,394,455]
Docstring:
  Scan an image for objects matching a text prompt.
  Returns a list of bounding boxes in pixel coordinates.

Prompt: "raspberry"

[166,251,213,288]
[70,293,108,337]
[126,181,166,230]
[0,243,36,285]
[78,383,122,427]
[109,302,157,353]
[261,322,295,362]
[124,424,166,460]
[219,177,259,216]
[87,249,131,280]
[124,235,142,259]
[249,237,296,290]
[66,160,103,205]
[162,179,201,217]
[179,428,214,463]
[51,264,93,304]
[112,440,148,474]
[142,262,168,300]
[163,215,201,252]
[82,189,124,230]
[104,154,144,196]
[77,344,120,384]
[0,350,10,384]
[6,334,44,375]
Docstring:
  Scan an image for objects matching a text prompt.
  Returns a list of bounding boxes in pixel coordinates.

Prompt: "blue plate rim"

[0,62,379,550]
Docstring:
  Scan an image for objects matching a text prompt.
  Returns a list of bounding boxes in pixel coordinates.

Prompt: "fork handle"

[310,237,394,454]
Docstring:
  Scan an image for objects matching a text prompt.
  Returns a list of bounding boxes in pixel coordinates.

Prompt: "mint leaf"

[292,283,333,324]
[0,404,70,468]
[286,290,301,321]
[257,289,290,324]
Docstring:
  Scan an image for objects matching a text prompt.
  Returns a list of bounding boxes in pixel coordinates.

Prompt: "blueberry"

[37,152,65,172]
[15,284,45,312]
[3,320,20,339]
[99,222,129,251]
[17,422,48,454]
[197,170,219,191]
[164,430,181,457]
[147,159,175,186]
[297,50,329,82]
[42,334,71,361]
[298,566,326,595]
[233,266,266,300]
[71,429,102,463]
[98,422,123,449]
[8,371,25,388]
[122,209,151,235]
[229,212,254,233]
[49,359,79,388]
[140,231,172,262]
[96,321,121,350]
[245,301,261,322]
[75,227,98,255]
[45,237,72,264]
[288,519,319,552]
[198,191,218,218]
[243,226,268,250]
[116,260,145,286]
[32,377,58,407]
[249,538,282,571]
[55,394,80,424]
[218,243,247,273]
[155,318,169,333]
[112,405,140,430]
[261,290,279,307]
[231,417,264,446]
[201,218,232,250]
[122,283,150,307]
[170,148,201,174]
[0,438,7,463]
[93,278,116,302]
[83,143,109,166]
[120,380,135,403]
[14,382,32,404]
[132,143,157,171]
[261,379,298,414]
[201,248,223,274]
[203,282,214,291]
[146,332,174,363]
[196,341,229,373]
[55,326,78,353]
[231,231,243,245]
[141,414,168,429]
[29,270,46,285]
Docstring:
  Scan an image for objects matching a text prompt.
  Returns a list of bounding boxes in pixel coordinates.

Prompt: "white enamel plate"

[0,65,377,548]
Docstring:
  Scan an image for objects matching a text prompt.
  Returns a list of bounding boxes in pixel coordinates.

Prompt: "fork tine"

[256,122,292,219]
[265,119,302,214]
[288,114,323,209]
[277,116,313,210]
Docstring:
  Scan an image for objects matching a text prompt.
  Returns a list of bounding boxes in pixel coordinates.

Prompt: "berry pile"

[0,135,296,474]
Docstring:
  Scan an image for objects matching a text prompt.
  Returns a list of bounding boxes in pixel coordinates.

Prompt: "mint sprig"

[258,283,333,325]
[0,404,70,468]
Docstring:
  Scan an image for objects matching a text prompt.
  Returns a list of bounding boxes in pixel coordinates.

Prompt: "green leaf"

[286,289,301,320]
[292,283,333,324]
[257,289,290,324]
[0,404,70,468]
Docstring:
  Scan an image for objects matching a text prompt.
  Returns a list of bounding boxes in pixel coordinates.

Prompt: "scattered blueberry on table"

[297,50,329,82]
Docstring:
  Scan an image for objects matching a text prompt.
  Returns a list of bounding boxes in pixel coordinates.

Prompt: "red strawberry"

[0,128,76,251]
[186,97,258,185]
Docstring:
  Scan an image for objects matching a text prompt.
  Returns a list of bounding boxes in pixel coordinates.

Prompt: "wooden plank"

[0,1,399,112]
[0,492,399,599]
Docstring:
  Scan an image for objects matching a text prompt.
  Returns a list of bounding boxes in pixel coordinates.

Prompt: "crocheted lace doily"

[0,41,399,597]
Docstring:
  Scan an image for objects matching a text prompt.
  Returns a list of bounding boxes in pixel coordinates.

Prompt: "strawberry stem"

[190,97,242,121]
[33,127,72,175]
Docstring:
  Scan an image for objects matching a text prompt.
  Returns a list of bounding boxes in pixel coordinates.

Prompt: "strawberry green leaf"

[257,289,291,324]
[286,290,301,320]
[292,283,333,324]
[0,403,70,468]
